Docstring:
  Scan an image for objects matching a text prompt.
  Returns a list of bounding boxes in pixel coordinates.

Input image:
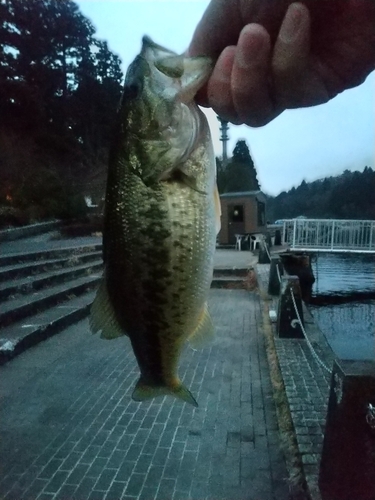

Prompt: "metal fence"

[282,219,375,253]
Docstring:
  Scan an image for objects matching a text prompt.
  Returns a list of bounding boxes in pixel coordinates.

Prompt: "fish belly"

[104,174,216,387]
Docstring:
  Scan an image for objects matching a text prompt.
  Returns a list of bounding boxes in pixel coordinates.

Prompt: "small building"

[218,190,267,245]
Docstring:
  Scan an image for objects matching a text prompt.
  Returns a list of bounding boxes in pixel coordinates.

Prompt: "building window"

[230,205,244,222]
[257,201,265,226]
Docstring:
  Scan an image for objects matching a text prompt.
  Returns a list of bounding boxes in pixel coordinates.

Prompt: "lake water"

[308,253,375,361]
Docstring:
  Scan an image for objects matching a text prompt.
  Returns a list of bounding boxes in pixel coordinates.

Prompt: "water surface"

[311,253,375,297]
[308,253,374,361]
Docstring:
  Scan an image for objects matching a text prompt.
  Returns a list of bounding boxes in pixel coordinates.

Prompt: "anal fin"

[188,303,214,349]
[90,275,126,339]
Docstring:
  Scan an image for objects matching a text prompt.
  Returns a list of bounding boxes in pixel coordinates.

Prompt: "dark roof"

[220,190,264,198]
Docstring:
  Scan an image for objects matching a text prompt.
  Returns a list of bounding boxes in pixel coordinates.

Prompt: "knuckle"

[212,105,241,125]
[243,105,282,127]
[244,114,271,127]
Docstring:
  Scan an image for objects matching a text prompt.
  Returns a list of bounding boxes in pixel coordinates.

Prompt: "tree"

[0,0,95,133]
[267,167,375,221]
[0,0,124,221]
[70,39,123,160]
[223,140,260,193]
[216,157,227,194]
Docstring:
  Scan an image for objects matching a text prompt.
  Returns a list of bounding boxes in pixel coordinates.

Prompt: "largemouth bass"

[90,36,220,407]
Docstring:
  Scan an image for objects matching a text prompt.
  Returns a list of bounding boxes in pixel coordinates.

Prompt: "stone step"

[211,276,247,289]
[0,291,96,365]
[0,274,101,328]
[213,267,250,277]
[0,243,102,267]
[0,259,103,300]
[0,251,102,282]
[0,220,61,243]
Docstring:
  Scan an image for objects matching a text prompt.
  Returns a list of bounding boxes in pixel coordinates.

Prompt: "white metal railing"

[282,219,375,253]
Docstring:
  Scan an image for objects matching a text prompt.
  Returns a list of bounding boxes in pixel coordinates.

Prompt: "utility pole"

[217,116,229,166]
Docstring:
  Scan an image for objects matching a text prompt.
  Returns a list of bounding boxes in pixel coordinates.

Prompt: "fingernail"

[279,4,303,43]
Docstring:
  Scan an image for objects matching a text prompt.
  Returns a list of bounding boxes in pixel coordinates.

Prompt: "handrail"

[282,218,375,253]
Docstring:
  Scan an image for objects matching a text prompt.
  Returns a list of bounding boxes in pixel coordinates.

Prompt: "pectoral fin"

[176,170,207,195]
[188,303,214,349]
[90,275,126,339]
[214,183,221,235]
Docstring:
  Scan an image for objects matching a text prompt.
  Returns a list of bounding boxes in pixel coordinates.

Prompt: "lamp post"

[217,116,229,167]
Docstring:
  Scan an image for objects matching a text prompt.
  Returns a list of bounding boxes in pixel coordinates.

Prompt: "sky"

[76,0,374,196]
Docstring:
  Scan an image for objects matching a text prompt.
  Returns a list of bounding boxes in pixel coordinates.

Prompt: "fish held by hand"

[90,36,221,407]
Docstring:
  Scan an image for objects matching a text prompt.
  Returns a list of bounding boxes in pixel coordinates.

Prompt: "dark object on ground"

[0,206,29,229]
[274,229,282,246]
[280,252,314,301]
[277,275,304,339]
[59,215,103,238]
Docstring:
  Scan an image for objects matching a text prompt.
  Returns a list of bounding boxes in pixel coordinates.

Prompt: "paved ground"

[0,289,290,500]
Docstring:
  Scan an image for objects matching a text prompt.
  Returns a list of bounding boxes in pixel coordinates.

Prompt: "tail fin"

[132,378,198,407]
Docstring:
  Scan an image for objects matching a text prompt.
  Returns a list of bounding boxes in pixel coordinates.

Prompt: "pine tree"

[0,0,123,214]
[224,140,260,192]
[216,157,227,194]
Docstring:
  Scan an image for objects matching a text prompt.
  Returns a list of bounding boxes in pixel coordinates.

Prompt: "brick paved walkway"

[0,289,289,500]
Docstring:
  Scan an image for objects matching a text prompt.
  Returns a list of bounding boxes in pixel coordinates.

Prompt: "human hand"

[188,0,375,126]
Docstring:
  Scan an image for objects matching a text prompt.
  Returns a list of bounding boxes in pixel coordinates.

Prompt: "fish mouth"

[142,35,177,54]
[141,35,213,103]
[141,35,178,60]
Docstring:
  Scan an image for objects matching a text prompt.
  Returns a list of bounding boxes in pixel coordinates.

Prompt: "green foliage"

[217,140,260,193]
[14,167,87,221]
[0,0,123,221]
[232,140,253,164]
[216,157,227,194]
[267,167,375,221]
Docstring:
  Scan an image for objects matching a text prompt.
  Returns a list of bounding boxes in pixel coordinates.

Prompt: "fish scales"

[90,36,220,406]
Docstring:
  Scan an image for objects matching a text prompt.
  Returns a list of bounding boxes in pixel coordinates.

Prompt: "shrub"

[0,206,29,229]
[13,168,87,221]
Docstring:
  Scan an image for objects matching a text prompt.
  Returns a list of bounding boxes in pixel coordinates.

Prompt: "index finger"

[188,0,298,58]
[188,0,243,58]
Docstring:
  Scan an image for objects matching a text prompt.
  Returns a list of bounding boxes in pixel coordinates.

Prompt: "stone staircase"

[0,241,253,365]
[0,244,103,364]
[211,268,250,289]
